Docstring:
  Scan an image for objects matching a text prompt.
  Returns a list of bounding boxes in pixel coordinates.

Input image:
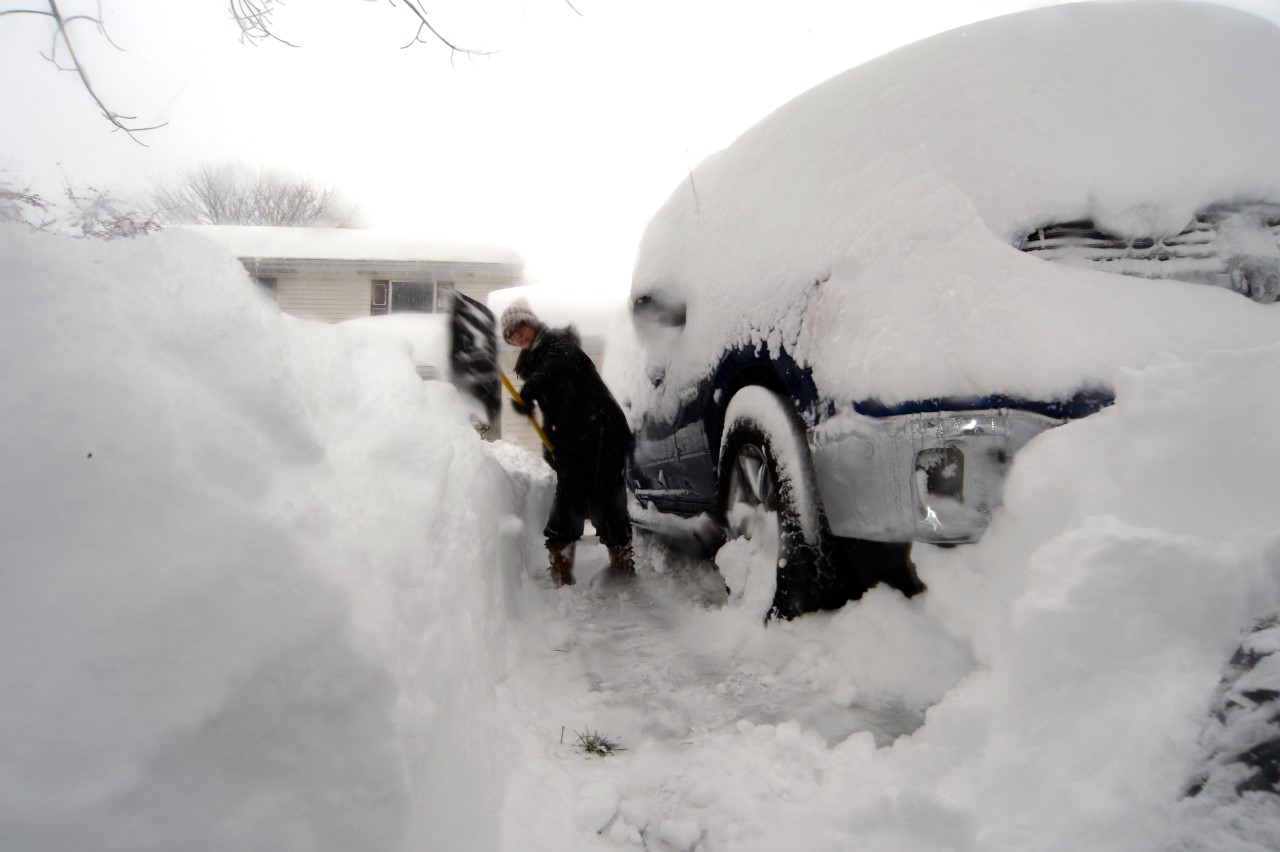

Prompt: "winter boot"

[548,542,576,587]
[605,545,636,581]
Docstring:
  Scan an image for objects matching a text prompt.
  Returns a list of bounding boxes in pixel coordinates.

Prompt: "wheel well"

[711,380,923,615]
[708,365,793,469]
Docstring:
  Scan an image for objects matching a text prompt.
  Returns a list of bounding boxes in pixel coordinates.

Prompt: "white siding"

[276,275,369,324]
[272,273,518,325]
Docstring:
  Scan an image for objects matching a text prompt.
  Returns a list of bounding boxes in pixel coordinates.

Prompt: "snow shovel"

[447,292,554,452]
[448,293,501,432]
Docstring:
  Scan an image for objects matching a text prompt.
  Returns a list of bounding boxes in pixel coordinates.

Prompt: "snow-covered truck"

[618,1,1280,618]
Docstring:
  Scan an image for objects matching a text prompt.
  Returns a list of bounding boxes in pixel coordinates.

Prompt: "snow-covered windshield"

[623,1,1280,415]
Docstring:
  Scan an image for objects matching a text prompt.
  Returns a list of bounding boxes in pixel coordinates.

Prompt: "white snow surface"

[623,1,1280,416]
[338,313,452,378]
[6,217,1280,849]
[4,6,1280,850]
[0,225,543,851]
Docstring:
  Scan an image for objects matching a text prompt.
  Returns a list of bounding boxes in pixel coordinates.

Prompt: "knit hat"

[500,298,541,343]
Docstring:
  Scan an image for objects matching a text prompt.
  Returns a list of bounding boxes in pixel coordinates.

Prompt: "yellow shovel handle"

[500,372,554,453]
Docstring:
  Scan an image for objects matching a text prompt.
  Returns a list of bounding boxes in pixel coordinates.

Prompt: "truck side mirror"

[632,292,687,328]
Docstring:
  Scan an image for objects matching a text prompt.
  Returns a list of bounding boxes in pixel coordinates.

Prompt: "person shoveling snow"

[501,299,635,588]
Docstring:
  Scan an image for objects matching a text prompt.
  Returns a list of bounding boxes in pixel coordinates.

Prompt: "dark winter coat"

[514,326,630,467]
[515,326,633,547]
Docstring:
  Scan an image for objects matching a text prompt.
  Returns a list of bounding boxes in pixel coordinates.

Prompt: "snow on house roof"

[180,225,522,268]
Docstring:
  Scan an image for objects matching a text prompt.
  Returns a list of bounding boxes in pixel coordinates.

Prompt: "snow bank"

[511,340,1280,852]
[0,225,536,851]
[623,1,1280,414]
[338,312,452,379]
[905,342,1280,850]
[749,344,1280,850]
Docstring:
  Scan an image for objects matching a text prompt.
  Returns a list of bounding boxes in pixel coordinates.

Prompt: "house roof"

[180,225,523,268]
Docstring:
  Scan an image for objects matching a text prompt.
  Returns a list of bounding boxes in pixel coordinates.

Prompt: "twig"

[46,0,167,145]
[229,0,298,47]
[391,0,493,56]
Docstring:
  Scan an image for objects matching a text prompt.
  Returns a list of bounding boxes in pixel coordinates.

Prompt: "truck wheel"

[1187,612,1280,800]
[717,389,824,619]
[828,537,924,599]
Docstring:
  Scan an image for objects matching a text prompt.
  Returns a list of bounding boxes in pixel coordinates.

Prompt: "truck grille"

[1019,203,1280,303]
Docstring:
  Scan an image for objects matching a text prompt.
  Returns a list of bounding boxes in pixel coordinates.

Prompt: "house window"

[253,277,278,297]
[388,280,455,314]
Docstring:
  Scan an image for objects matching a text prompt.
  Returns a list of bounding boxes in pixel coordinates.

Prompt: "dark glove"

[511,398,533,416]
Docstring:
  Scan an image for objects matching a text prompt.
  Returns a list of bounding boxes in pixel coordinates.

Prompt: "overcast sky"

[3,0,1279,297]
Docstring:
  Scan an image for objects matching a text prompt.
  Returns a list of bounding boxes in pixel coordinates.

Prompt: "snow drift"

[0,224,546,851]
[4,4,1280,851]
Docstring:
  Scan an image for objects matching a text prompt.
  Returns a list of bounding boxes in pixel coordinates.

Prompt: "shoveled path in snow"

[497,534,929,850]
[571,539,919,747]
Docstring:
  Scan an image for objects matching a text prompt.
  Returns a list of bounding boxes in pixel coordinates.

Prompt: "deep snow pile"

[0,224,549,851]
[338,313,452,379]
[4,5,1280,846]
[914,346,1280,851]
[0,222,1277,852]
[622,1,1280,416]
[495,348,1280,852]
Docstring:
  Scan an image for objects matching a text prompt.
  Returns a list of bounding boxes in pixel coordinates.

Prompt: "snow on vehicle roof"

[627,1,1280,410]
[182,225,522,267]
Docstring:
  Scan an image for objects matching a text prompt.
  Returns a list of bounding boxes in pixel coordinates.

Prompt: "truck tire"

[716,389,827,619]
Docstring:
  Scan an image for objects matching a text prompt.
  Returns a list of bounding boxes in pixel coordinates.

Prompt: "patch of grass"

[574,727,624,757]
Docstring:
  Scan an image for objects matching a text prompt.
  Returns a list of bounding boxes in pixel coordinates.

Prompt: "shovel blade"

[449,293,501,432]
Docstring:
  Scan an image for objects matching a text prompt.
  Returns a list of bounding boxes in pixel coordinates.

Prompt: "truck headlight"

[915,446,964,500]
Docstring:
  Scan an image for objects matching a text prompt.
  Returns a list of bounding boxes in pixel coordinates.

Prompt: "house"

[183,225,522,324]
[184,227,612,460]
[184,224,524,441]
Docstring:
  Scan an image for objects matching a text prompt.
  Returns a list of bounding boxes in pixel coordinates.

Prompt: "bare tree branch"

[153,163,363,228]
[63,181,163,239]
[0,172,58,232]
[2,170,161,238]
[392,0,493,56]
[230,0,493,57]
[6,0,538,139]
[228,0,297,47]
[9,1,168,145]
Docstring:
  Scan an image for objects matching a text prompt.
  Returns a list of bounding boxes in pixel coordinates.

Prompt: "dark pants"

[543,426,632,549]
